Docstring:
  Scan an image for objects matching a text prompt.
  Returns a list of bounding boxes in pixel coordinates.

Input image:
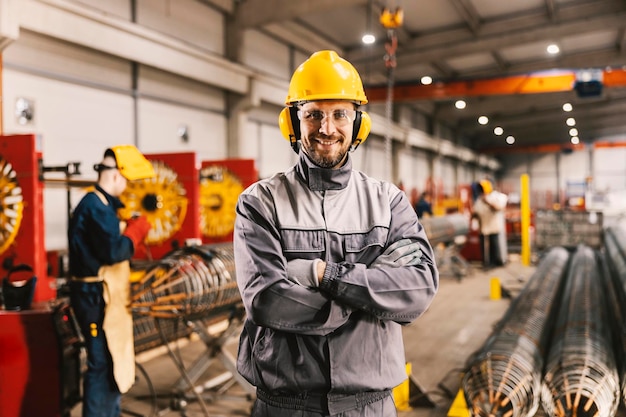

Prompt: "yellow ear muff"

[351,111,371,150]
[279,107,294,141]
[279,107,301,153]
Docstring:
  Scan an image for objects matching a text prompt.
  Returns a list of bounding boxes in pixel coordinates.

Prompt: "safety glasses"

[297,109,356,127]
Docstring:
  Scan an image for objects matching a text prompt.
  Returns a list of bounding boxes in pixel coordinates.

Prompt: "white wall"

[137,0,224,54]
[3,68,135,250]
[498,144,626,210]
[1,0,503,253]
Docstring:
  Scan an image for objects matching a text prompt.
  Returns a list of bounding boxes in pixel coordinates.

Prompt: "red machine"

[0,134,54,302]
[119,152,201,260]
[0,301,82,417]
[200,159,257,244]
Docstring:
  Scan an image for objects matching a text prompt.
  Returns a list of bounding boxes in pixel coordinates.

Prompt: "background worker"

[472,179,508,268]
[234,50,439,417]
[68,145,154,417]
[414,191,433,218]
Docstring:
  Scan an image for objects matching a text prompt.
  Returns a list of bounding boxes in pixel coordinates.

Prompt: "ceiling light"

[571,136,580,145]
[506,136,515,145]
[569,128,579,137]
[494,126,503,136]
[362,34,376,44]
[478,116,489,125]
[421,76,433,85]
[566,117,576,126]
[547,44,560,54]
[455,100,466,109]
[562,103,573,112]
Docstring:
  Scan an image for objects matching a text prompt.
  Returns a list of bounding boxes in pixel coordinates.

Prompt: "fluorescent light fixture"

[547,44,560,54]
[362,34,376,44]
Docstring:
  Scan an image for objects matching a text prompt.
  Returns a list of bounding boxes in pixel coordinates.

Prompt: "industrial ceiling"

[232,0,626,154]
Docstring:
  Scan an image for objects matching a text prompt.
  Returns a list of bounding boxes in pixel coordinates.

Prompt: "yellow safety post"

[490,277,502,300]
[393,362,412,411]
[520,174,531,266]
[447,389,470,417]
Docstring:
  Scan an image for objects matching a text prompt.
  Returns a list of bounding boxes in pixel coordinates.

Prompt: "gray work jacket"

[234,151,439,397]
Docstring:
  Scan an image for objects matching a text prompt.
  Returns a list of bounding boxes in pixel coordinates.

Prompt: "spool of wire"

[130,243,240,321]
[540,245,620,417]
[463,246,569,417]
[0,156,24,255]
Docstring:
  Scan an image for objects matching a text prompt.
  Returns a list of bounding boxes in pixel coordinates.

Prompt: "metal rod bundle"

[602,225,626,406]
[420,213,470,246]
[463,247,569,417]
[541,245,620,417]
[131,243,241,321]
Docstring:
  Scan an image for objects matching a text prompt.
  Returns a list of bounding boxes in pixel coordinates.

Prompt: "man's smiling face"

[299,100,356,169]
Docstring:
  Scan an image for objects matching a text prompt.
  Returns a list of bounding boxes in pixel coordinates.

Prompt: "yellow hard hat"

[105,145,155,181]
[285,50,368,105]
[479,179,493,194]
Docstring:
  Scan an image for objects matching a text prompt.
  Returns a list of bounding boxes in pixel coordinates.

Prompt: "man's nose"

[318,116,338,135]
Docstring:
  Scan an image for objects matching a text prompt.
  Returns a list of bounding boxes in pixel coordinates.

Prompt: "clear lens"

[298,109,356,127]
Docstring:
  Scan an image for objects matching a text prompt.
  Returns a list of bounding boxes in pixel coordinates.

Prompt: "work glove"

[371,239,422,268]
[286,259,322,287]
[123,216,151,249]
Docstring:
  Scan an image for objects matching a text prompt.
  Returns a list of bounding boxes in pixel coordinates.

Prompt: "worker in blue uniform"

[68,145,154,417]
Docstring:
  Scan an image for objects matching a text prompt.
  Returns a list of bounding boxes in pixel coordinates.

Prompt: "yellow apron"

[92,190,135,394]
[100,260,135,394]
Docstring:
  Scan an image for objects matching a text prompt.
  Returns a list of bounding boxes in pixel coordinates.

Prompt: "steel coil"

[463,246,569,417]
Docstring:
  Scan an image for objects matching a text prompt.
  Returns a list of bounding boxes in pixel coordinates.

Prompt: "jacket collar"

[95,184,126,210]
[295,151,352,191]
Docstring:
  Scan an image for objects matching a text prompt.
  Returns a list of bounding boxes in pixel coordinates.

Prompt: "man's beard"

[303,136,349,168]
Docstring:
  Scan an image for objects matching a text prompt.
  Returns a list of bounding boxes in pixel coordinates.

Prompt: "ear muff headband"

[278,107,372,153]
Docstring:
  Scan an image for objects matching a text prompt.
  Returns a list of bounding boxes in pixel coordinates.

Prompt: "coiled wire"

[540,245,620,417]
[463,246,569,417]
[602,225,626,406]
[130,243,241,352]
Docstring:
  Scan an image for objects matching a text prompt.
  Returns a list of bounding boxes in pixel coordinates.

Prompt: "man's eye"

[306,111,325,121]
[333,111,349,120]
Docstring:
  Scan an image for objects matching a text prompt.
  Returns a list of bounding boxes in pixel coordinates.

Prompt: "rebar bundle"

[130,243,241,321]
[602,225,626,406]
[541,245,620,417]
[463,247,569,417]
[420,213,469,246]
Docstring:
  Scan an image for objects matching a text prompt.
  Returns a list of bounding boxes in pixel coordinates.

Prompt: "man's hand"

[371,239,422,268]
[286,259,325,287]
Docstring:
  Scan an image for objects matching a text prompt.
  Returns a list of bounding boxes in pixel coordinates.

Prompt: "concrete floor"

[70,257,536,417]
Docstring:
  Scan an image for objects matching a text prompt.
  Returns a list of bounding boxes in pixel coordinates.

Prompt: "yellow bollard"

[490,277,502,300]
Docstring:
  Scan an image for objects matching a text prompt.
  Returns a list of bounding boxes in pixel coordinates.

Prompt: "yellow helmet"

[103,145,156,181]
[285,50,368,105]
[479,179,493,194]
